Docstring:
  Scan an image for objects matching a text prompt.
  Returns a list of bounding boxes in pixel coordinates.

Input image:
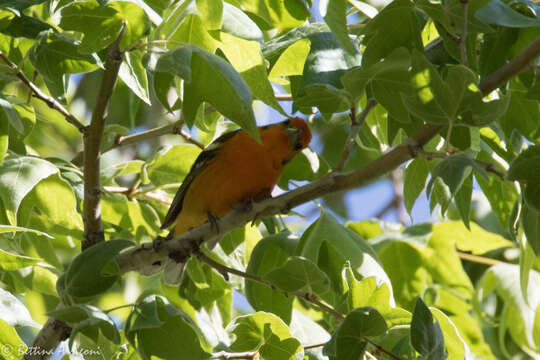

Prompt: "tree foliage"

[1,0,540,359]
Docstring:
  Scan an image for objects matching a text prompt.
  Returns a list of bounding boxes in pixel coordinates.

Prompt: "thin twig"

[197,252,404,360]
[0,52,87,133]
[103,186,172,203]
[335,98,377,171]
[275,94,293,101]
[414,149,506,180]
[460,0,469,66]
[103,119,204,154]
[303,342,328,350]
[375,196,399,219]
[210,351,258,359]
[82,25,125,251]
[390,171,407,225]
[457,251,508,266]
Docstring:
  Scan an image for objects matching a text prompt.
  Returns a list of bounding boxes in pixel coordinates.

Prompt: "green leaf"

[101,160,144,184]
[361,0,423,66]
[507,144,540,182]
[0,155,58,225]
[475,264,540,353]
[0,319,26,360]
[60,0,149,54]
[169,14,217,52]
[0,287,40,327]
[278,148,329,190]
[29,31,99,98]
[0,224,52,238]
[454,173,473,229]
[319,0,356,54]
[297,212,393,307]
[475,0,540,27]
[431,308,470,360]
[154,45,257,138]
[181,257,231,308]
[246,231,297,323]
[19,173,83,235]
[404,157,429,216]
[401,51,456,124]
[426,154,488,198]
[522,202,540,256]
[411,297,447,360]
[228,312,302,360]
[49,304,120,347]
[196,0,222,30]
[0,248,39,271]
[500,88,540,142]
[63,240,134,302]
[126,295,211,360]
[217,32,284,114]
[119,50,150,105]
[372,223,474,310]
[221,2,266,41]
[268,38,310,79]
[475,151,518,229]
[434,221,512,255]
[264,256,331,295]
[295,31,361,114]
[0,94,22,133]
[323,307,388,359]
[0,0,46,11]
[340,265,410,327]
[147,144,201,186]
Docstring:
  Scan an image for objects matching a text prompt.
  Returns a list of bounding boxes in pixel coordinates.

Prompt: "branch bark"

[0,52,86,133]
[82,27,125,251]
[22,319,71,360]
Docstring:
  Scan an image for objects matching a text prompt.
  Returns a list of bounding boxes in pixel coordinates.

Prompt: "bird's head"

[282,117,312,152]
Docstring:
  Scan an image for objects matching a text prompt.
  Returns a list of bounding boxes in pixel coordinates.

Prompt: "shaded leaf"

[411,297,447,360]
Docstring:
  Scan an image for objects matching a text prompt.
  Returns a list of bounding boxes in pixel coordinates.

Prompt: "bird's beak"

[286,126,301,148]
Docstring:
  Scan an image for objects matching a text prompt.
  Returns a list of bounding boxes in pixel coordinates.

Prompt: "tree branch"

[0,52,87,133]
[335,98,377,172]
[21,319,71,360]
[479,34,540,94]
[82,26,125,251]
[103,118,204,154]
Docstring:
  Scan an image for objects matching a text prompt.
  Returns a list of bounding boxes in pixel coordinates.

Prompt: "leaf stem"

[335,98,377,171]
[0,52,87,133]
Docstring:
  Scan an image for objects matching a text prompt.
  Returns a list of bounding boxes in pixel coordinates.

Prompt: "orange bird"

[161,117,312,237]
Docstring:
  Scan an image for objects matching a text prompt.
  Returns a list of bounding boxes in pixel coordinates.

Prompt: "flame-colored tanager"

[161,117,312,237]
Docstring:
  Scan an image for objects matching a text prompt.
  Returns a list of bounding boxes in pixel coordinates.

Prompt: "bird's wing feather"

[160,129,241,229]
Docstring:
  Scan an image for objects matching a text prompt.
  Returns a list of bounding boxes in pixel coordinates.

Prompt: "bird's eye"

[294,142,302,151]
[283,119,291,126]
